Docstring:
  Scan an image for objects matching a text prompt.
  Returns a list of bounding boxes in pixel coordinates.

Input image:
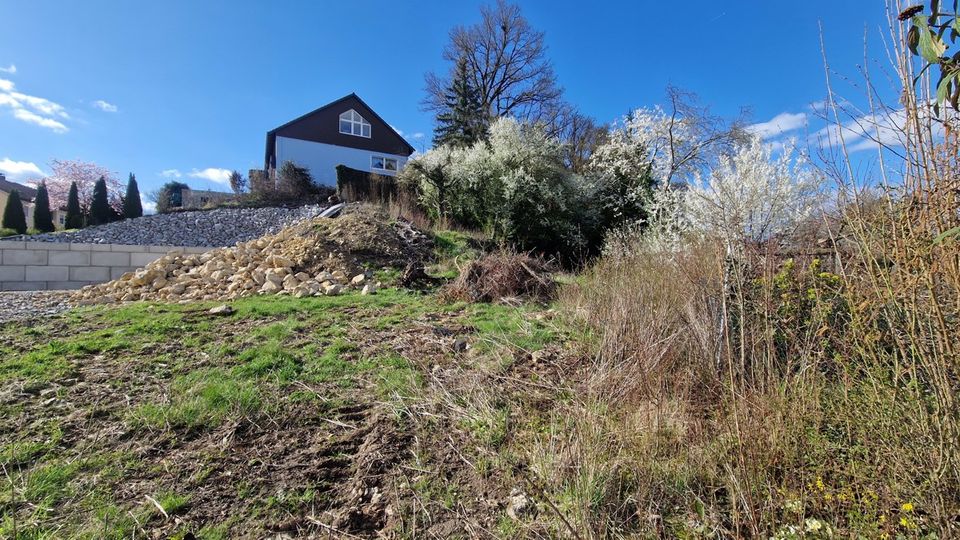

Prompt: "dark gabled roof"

[0,177,37,202]
[264,93,415,170]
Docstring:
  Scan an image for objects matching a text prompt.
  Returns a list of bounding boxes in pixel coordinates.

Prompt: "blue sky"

[0,1,894,207]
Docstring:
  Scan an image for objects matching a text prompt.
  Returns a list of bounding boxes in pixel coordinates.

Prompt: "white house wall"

[275,136,408,187]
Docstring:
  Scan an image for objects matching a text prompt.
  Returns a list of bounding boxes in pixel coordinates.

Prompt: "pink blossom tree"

[37,159,123,213]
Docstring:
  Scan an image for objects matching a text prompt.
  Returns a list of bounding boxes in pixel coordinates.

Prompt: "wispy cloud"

[0,157,44,180]
[12,109,68,133]
[412,132,425,139]
[0,65,15,74]
[160,169,183,178]
[92,100,118,113]
[188,167,232,185]
[0,77,70,133]
[747,112,808,139]
[10,92,68,118]
[810,106,918,154]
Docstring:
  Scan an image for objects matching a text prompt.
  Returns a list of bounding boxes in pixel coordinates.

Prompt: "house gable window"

[371,155,398,172]
[339,109,371,138]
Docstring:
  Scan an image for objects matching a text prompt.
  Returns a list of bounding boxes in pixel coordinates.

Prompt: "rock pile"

[4,205,326,247]
[74,206,432,304]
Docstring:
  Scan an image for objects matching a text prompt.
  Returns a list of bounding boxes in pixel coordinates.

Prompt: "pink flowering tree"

[37,159,123,213]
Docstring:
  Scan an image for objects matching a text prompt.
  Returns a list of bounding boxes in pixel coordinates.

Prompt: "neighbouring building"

[179,187,234,210]
[0,174,67,230]
[264,93,415,187]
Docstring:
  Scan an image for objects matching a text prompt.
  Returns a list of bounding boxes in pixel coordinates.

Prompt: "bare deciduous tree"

[552,105,607,173]
[660,85,752,184]
[424,0,563,126]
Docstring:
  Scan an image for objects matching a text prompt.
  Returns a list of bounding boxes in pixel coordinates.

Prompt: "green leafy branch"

[902,1,960,113]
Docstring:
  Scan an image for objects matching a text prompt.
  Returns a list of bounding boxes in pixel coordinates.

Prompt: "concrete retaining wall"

[0,241,211,291]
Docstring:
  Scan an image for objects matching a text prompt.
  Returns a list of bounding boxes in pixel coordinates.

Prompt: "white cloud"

[92,99,118,113]
[810,106,917,154]
[412,132,425,139]
[0,65,15,74]
[141,195,157,215]
[13,109,68,133]
[0,78,70,133]
[747,112,808,139]
[0,157,44,180]
[9,92,69,118]
[160,169,183,178]
[188,167,232,185]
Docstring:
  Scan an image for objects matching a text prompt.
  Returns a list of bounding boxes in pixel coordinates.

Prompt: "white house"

[264,93,416,187]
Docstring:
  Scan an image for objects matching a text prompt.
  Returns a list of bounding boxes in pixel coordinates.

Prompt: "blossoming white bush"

[684,137,823,244]
[402,117,596,256]
[587,107,678,230]
[603,136,822,258]
[589,106,694,185]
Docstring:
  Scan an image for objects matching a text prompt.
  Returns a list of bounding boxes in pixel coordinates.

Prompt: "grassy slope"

[0,287,569,539]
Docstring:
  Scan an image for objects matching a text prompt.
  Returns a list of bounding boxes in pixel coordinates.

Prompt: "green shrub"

[65,182,84,229]
[402,118,599,262]
[277,161,321,199]
[33,182,55,232]
[2,189,27,234]
[0,227,18,237]
[88,176,114,225]
[123,173,143,218]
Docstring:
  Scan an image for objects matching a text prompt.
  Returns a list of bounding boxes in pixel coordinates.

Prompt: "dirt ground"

[0,287,580,539]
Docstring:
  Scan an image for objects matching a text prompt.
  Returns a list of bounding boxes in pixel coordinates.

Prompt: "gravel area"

[0,291,74,324]
[1,205,327,247]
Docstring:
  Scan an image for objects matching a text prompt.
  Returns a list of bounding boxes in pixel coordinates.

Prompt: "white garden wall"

[0,241,210,291]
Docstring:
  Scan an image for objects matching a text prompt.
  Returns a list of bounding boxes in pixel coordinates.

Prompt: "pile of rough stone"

[73,207,432,304]
[4,205,326,247]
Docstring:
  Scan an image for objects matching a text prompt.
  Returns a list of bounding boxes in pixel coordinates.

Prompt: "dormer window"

[339,109,371,138]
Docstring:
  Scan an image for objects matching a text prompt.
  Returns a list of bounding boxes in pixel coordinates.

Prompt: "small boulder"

[261,281,282,293]
[506,488,534,520]
[209,304,235,316]
[266,255,295,268]
[361,283,377,295]
[323,283,342,296]
[351,274,366,285]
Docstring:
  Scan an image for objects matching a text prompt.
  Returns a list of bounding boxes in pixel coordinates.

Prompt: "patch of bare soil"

[1,301,584,538]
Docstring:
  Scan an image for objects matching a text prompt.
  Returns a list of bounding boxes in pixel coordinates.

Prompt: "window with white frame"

[371,156,398,172]
[339,109,371,137]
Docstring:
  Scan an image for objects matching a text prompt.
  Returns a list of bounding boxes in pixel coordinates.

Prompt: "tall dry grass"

[529,4,960,537]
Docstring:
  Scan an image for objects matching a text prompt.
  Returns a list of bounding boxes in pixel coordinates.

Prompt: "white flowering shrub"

[684,137,823,244]
[399,144,462,220]
[589,106,693,184]
[587,104,722,234]
[402,117,598,257]
[602,136,821,259]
